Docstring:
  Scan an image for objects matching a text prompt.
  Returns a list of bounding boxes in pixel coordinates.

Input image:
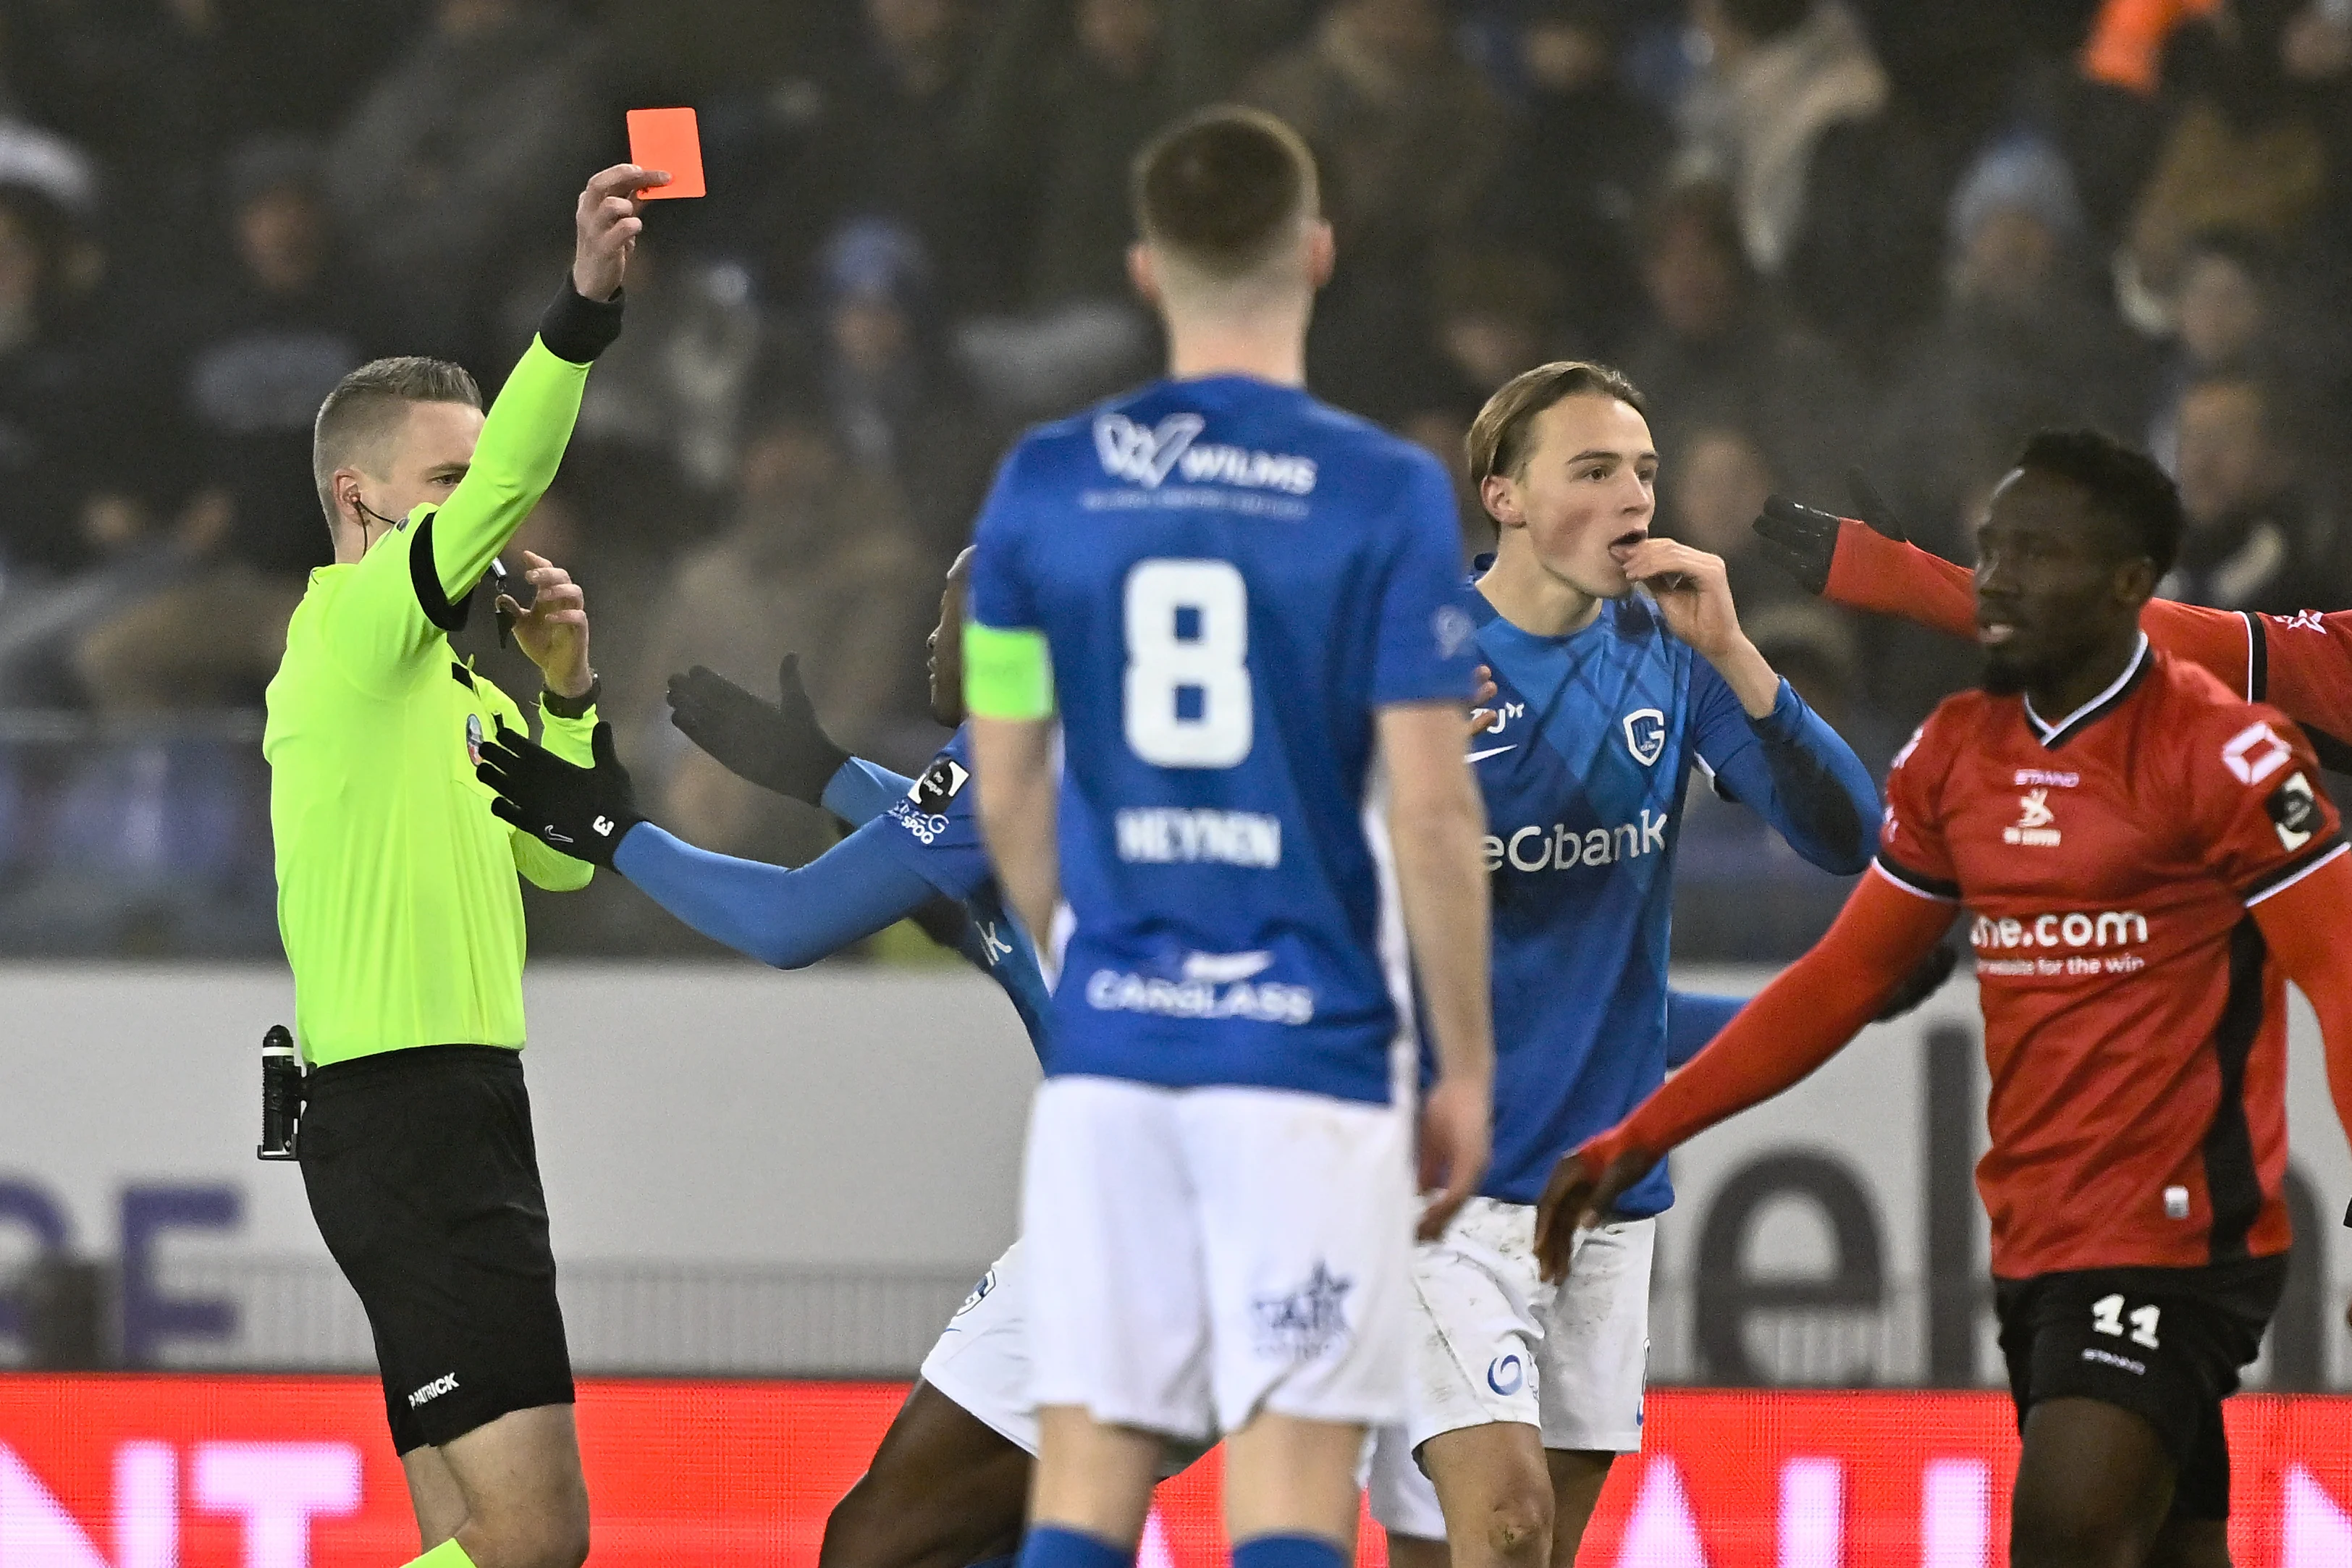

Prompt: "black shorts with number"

[1995,1255,2286,1521]
[298,1045,574,1454]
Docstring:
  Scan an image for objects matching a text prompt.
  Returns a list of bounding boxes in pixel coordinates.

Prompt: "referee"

[262,163,661,1568]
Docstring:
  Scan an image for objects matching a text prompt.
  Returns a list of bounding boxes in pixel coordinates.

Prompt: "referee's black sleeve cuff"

[539,278,624,365]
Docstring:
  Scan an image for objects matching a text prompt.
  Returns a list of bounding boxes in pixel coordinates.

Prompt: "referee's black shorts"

[298,1044,574,1454]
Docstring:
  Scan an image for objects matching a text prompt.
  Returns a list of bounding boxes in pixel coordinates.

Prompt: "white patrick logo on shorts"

[1252,1261,1353,1362]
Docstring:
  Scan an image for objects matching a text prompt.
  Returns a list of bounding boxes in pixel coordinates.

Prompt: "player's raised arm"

[1533,863,1952,1278]
[1380,699,1496,1239]
[1630,534,1879,873]
[1757,476,2302,720]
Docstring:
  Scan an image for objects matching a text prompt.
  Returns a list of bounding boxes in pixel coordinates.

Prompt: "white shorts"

[920,1237,1214,1477]
[1023,1075,1413,1443]
[920,1239,1040,1454]
[1362,1423,1446,1541]
[1401,1198,1653,1457]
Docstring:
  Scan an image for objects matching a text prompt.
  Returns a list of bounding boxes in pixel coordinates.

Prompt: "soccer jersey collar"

[2022,633,2151,749]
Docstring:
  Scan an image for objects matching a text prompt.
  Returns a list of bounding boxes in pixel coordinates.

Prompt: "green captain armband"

[963,622,1055,720]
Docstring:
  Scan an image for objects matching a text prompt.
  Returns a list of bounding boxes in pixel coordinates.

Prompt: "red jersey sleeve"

[2252,610,2352,754]
[1824,520,1975,639]
[1875,716,1961,901]
[2141,599,2255,698]
[2180,706,2348,906]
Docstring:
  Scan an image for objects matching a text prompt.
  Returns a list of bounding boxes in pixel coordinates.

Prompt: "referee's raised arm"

[261,162,665,1568]
[420,164,665,605]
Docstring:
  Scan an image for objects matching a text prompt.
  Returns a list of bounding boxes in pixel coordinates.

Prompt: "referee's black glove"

[1752,468,1910,596]
[476,720,646,869]
[665,653,849,806]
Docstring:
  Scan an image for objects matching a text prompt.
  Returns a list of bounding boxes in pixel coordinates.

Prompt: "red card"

[626,108,704,199]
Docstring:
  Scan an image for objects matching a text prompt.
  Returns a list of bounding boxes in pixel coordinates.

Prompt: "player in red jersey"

[1536,431,2352,1568]
[1752,473,2352,768]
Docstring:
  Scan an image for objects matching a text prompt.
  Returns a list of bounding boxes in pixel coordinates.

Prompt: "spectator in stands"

[624,387,930,864]
[1876,135,2151,555]
[1245,0,1506,266]
[174,139,379,576]
[2123,0,2352,306]
[812,219,998,562]
[963,0,1234,311]
[0,183,123,580]
[951,0,1238,416]
[2144,227,2295,467]
[1478,0,1671,355]
[1658,422,1800,612]
[1429,248,1566,404]
[1620,178,1859,502]
[785,0,1016,314]
[326,0,602,355]
[1675,0,1889,279]
[1245,0,1508,411]
[2166,371,2332,614]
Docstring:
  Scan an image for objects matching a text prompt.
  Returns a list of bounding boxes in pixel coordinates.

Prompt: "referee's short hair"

[313,356,483,517]
[1467,361,1648,486]
[1130,106,1320,281]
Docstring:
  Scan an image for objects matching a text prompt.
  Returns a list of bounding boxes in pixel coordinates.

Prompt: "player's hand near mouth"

[1619,537,1782,718]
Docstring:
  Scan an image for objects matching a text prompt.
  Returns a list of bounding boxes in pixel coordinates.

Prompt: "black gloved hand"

[1873,942,1958,1022]
[1753,468,1911,596]
[476,720,646,869]
[666,653,849,805]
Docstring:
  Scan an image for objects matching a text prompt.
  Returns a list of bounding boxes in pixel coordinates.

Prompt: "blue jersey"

[867,728,1053,1064]
[1468,590,1877,1210]
[967,375,1477,1104]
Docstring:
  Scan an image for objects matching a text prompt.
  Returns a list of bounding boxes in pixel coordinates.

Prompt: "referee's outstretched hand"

[476,721,646,869]
[666,654,849,806]
[1752,468,1911,596]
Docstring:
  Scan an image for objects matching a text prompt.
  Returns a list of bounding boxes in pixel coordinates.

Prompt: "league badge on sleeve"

[466,712,484,768]
[909,756,970,816]
[2268,770,2319,851]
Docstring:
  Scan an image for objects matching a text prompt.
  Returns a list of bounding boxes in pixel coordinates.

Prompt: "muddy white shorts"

[1022,1075,1414,1443]
[1401,1198,1653,1457]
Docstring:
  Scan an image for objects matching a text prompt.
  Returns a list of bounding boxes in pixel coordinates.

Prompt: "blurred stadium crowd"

[0,0,2345,958]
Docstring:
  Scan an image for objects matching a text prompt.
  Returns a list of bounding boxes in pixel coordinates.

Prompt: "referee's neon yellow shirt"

[264,339,599,1068]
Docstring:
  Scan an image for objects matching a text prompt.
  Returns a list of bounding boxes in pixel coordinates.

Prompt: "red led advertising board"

[3,1380,2351,1566]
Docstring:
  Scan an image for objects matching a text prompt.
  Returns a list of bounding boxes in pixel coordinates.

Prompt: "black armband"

[538,278,625,364]
[408,514,474,633]
[541,674,602,720]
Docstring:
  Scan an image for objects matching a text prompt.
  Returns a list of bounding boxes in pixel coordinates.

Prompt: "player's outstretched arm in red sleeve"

[2249,848,2352,1202]
[1533,867,1955,1278]
[1760,494,2272,701]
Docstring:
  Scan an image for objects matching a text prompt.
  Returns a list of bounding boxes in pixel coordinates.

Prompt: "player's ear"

[1304,219,1335,289]
[2114,554,2158,606]
[1481,473,1523,532]
[1127,243,1161,308]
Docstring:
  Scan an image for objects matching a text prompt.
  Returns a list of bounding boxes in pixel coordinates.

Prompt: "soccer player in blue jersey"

[1369,362,1884,1568]
[961,107,1496,1568]
[474,551,1058,1568]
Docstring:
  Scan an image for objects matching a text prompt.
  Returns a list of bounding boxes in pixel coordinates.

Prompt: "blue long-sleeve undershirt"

[1664,990,1745,1069]
[821,757,914,827]
[612,817,939,969]
[1696,675,1879,875]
